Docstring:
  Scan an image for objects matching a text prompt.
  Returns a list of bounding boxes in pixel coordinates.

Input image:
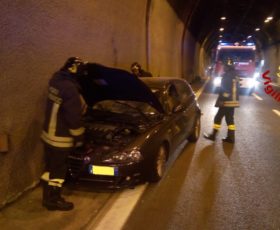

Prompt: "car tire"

[188,116,201,142]
[148,145,167,182]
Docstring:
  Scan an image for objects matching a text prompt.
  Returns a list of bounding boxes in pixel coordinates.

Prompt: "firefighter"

[204,58,240,143]
[41,57,87,211]
[131,62,152,77]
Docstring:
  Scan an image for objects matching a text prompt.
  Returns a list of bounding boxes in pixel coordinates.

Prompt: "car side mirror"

[172,104,184,113]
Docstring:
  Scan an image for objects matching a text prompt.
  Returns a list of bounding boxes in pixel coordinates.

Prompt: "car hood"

[78,63,164,113]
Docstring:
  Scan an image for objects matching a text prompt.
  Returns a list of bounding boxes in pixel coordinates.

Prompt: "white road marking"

[252,93,263,101]
[272,109,280,117]
[87,184,148,230]
[195,78,209,99]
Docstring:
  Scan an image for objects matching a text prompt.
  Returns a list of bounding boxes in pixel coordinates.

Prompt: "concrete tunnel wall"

[0,0,209,207]
[263,44,280,84]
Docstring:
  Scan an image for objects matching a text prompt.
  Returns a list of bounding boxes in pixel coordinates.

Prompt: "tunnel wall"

[148,0,184,77]
[0,0,206,207]
[263,44,280,84]
[182,31,209,81]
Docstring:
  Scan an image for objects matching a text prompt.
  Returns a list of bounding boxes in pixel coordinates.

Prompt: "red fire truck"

[212,43,258,93]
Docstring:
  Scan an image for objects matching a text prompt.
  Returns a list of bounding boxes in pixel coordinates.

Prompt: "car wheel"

[148,145,167,182]
[188,116,201,142]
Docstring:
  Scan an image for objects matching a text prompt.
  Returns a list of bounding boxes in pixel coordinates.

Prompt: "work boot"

[42,185,74,211]
[41,180,48,204]
[40,172,49,203]
[222,130,235,143]
[203,129,218,141]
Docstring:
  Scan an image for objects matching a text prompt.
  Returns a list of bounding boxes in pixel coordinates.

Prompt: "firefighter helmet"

[224,57,234,67]
[131,62,141,71]
[61,57,85,74]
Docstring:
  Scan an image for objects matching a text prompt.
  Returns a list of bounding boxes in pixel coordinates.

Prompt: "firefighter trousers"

[214,107,235,126]
[44,145,71,183]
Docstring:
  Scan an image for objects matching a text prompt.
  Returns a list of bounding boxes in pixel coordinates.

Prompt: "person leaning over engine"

[131,62,153,77]
[40,57,87,211]
[203,58,240,143]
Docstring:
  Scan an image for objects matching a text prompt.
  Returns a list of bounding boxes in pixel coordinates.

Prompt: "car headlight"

[248,78,256,88]
[102,147,143,164]
[213,77,222,86]
[254,72,260,78]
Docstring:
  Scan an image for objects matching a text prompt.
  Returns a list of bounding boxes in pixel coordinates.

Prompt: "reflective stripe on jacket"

[215,69,240,108]
[41,71,85,149]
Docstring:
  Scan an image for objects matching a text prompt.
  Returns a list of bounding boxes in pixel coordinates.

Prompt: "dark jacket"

[139,69,152,77]
[41,71,85,149]
[215,67,240,108]
[134,69,153,78]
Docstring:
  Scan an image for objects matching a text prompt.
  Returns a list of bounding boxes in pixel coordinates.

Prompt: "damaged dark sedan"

[67,63,201,187]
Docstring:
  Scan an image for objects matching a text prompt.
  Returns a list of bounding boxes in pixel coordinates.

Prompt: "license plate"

[88,165,117,176]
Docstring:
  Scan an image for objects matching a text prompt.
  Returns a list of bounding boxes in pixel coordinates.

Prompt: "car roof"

[140,76,188,89]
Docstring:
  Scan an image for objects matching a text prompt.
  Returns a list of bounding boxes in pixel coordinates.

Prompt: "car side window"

[174,81,194,107]
[166,84,181,112]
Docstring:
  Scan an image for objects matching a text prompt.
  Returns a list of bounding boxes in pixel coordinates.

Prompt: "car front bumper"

[67,154,143,188]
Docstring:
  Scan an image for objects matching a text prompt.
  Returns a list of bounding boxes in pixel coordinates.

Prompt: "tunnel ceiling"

[168,0,280,52]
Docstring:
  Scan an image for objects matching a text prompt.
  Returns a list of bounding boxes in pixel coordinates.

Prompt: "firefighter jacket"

[41,70,85,149]
[215,68,240,108]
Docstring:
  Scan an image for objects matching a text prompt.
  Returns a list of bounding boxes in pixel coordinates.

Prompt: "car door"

[173,80,196,138]
[162,83,188,150]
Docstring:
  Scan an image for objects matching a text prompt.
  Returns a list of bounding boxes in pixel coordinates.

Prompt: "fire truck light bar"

[217,45,256,50]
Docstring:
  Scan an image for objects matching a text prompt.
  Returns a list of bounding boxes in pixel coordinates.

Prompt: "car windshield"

[218,49,255,62]
[92,100,159,118]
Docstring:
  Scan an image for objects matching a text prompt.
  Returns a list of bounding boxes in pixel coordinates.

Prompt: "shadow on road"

[222,142,235,158]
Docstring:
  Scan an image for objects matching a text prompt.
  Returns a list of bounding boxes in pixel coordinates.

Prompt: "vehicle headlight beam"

[213,77,222,86]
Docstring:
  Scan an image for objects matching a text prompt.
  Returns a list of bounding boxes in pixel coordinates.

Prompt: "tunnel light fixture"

[219,27,224,31]
[219,35,223,38]
[247,35,252,39]
[255,28,260,31]
[220,16,226,20]
[264,16,273,23]
[267,16,273,20]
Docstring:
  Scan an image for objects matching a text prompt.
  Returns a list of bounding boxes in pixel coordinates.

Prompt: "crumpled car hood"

[78,63,164,113]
